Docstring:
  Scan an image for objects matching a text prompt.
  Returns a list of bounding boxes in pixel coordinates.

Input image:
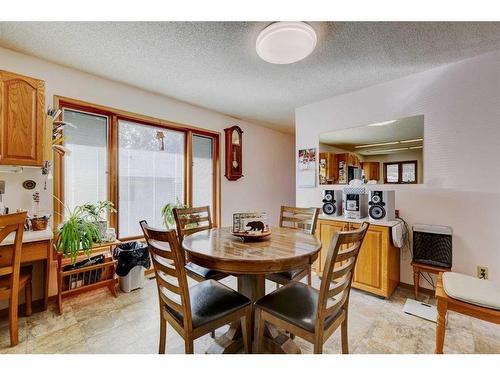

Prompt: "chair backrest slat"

[326,276,351,299]
[316,222,369,331]
[140,220,193,329]
[0,213,27,285]
[279,206,320,235]
[173,206,212,241]
[334,244,360,263]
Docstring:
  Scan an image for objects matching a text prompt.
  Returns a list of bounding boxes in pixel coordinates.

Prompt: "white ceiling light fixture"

[256,22,317,64]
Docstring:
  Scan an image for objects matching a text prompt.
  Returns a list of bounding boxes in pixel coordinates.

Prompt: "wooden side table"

[411,261,451,300]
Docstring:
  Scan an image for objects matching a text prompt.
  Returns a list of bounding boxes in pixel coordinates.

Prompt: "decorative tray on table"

[230,230,272,241]
[231,212,271,241]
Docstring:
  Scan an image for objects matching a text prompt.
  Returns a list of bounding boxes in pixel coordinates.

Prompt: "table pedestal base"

[205,274,302,354]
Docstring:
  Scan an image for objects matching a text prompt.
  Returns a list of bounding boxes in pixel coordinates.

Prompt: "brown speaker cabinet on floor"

[56,241,121,314]
[315,219,400,298]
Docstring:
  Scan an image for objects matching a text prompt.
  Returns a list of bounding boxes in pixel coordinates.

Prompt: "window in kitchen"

[57,98,220,240]
[192,134,215,217]
[384,161,417,184]
[118,120,185,238]
[62,109,108,214]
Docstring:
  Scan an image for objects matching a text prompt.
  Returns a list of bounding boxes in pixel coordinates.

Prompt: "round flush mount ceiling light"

[256,22,317,64]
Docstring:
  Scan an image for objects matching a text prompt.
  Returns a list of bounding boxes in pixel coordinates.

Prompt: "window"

[56,97,220,240]
[384,161,418,184]
[62,109,108,213]
[192,135,215,215]
[118,120,185,238]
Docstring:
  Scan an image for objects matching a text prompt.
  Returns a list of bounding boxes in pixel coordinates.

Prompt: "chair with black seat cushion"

[172,206,229,282]
[254,222,369,354]
[266,206,320,287]
[0,211,32,347]
[140,222,252,354]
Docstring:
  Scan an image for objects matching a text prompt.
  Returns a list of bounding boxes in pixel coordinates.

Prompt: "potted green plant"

[82,200,117,239]
[55,203,101,264]
[161,198,187,229]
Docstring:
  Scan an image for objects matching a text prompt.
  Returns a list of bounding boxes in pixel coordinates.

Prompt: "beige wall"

[0,46,295,304]
[296,49,500,286]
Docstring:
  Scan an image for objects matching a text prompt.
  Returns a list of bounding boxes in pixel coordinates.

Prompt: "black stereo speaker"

[322,190,342,216]
[368,191,395,222]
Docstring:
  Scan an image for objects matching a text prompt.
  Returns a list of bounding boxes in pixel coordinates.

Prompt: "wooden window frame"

[383,160,418,184]
[53,95,221,241]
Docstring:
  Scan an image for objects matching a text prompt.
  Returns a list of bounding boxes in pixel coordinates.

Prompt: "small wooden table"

[183,226,322,354]
[411,261,451,300]
[0,233,52,311]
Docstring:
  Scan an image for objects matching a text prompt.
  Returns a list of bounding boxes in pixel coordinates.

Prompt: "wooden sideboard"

[315,218,400,298]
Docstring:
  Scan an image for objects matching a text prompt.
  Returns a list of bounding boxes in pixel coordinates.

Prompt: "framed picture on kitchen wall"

[297,148,317,187]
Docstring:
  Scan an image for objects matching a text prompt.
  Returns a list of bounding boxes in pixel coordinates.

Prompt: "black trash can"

[114,241,150,292]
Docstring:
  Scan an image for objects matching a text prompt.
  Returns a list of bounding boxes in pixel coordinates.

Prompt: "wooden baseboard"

[398,282,435,297]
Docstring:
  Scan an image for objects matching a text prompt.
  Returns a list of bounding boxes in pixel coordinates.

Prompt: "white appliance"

[343,193,368,219]
[368,190,396,222]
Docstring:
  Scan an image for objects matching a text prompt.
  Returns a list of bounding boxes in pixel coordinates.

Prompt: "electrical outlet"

[477,266,488,280]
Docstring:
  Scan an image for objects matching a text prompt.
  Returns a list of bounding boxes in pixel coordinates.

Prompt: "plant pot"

[96,221,108,240]
[31,215,50,231]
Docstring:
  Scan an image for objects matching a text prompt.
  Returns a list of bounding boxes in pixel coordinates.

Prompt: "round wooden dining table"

[182,226,322,354]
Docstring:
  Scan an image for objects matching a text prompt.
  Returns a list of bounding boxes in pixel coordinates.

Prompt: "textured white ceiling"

[1,22,500,133]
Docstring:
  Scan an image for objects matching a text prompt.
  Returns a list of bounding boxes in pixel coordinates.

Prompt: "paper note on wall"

[298,170,316,188]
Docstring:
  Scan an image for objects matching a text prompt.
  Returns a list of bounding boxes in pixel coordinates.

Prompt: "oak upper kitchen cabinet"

[315,218,400,298]
[0,70,45,167]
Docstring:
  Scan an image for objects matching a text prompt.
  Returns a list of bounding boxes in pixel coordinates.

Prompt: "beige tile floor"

[1,275,499,354]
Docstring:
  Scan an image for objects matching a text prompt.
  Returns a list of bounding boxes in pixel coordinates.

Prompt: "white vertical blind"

[118,120,185,237]
[63,109,108,215]
[192,135,214,214]
[402,162,416,183]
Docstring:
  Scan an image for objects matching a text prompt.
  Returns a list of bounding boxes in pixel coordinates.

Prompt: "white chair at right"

[435,272,500,354]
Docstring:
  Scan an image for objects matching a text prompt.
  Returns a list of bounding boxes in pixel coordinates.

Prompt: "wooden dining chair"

[172,206,229,282]
[140,221,252,354]
[266,206,320,287]
[0,211,32,347]
[254,222,369,354]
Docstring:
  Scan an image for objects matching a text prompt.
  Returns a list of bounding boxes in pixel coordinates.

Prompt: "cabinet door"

[316,220,347,276]
[0,70,45,166]
[352,225,384,292]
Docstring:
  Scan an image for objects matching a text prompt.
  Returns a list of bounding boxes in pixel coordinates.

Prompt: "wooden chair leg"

[413,269,420,300]
[435,298,448,354]
[313,331,324,354]
[307,265,312,286]
[25,280,32,317]
[185,337,194,354]
[210,330,215,338]
[254,308,265,353]
[9,290,19,346]
[241,308,252,354]
[341,316,348,354]
[159,317,166,354]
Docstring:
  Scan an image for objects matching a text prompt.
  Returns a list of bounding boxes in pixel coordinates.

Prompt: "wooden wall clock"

[224,125,243,181]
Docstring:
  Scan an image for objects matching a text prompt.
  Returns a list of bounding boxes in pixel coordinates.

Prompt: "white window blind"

[63,109,108,215]
[192,135,214,215]
[118,120,185,237]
